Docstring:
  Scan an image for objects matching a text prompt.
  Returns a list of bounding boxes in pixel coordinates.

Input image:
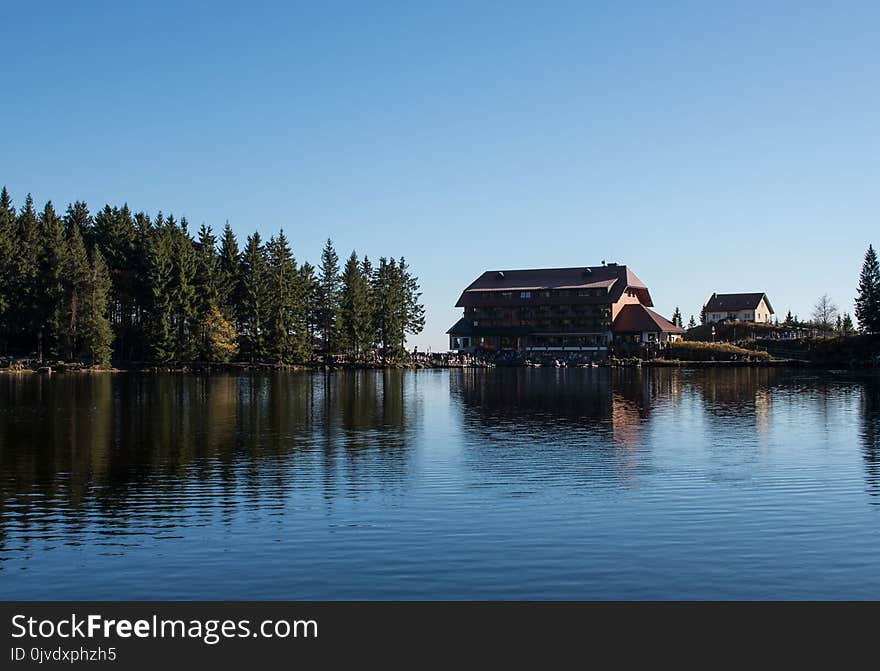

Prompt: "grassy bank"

[661,340,772,362]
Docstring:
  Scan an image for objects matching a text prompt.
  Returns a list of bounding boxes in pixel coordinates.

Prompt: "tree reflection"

[860,378,880,501]
[0,371,417,553]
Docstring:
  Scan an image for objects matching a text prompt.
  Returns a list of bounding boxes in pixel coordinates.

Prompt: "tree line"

[0,187,425,366]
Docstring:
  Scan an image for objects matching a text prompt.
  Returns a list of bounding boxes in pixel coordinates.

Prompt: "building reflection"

[448,367,686,489]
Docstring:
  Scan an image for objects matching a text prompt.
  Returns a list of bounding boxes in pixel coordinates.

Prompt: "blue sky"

[2,1,878,350]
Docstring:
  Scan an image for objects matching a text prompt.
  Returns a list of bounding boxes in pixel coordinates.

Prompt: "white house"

[704,293,774,324]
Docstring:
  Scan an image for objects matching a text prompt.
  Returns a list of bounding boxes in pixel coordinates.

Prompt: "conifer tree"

[14,195,41,353]
[317,238,341,355]
[855,244,880,334]
[842,312,855,335]
[265,230,298,363]
[671,306,682,328]
[194,223,219,358]
[240,232,270,361]
[372,257,405,363]
[81,248,114,365]
[687,315,696,329]
[0,187,15,351]
[360,256,377,356]
[62,222,91,360]
[37,201,68,360]
[169,217,198,362]
[0,187,429,367]
[63,201,91,238]
[298,261,318,355]
[340,251,373,361]
[92,204,137,352]
[399,257,425,348]
[130,212,154,359]
[216,222,240,325]
[784,310,794,326]
[145,215,175,363]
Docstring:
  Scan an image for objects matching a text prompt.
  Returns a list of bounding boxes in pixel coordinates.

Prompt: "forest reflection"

[2,367,880,556]
[0,371,419,547]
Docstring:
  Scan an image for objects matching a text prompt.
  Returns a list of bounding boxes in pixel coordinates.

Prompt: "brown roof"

[704,292,774,314]
[455,264,653,307]
[612,304,684,334]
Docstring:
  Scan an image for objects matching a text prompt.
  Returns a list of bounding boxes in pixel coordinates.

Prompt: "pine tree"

[14,194,41,354]
[855,244,880,334]
[37,201,68,360]
[169,216,198,362]
[64,201,91,238]
[317,238,341,355]
[298,261,318,357]
[340,251,373,361]
[81,248,114,366]
[194,223,219,358]
[699,303,707,325]
[687,315,696,329]
[130,212,154,359]
[399,256,425,347]
[216,222,240,325]
[360,256,377,356]
[240,232,270,361]
[784,310,794,325]
[145,216,175,363]
[842,312,855,335]
[265,230,298,363]
[373,257,405,363]
[0,187,432,367]
[671,306,682,328]
[92,204,137,356]
[62,223,91,360]
[0,187,15,351]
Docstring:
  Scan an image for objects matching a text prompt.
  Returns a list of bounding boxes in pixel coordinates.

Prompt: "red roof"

[612,304,684,334]
[455,264,653,307]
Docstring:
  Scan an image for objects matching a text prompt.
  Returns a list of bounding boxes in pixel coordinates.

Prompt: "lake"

[1,367,879,600]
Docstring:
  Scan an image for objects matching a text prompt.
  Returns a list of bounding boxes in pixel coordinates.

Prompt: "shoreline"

[0,358,873,374]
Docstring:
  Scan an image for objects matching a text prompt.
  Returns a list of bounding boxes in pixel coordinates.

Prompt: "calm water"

[1,368,879,600]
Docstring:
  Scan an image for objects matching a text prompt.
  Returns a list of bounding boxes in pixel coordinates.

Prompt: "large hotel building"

[447,263,682,357]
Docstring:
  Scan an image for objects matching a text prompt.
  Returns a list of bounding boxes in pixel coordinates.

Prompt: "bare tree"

[811,294,839,328]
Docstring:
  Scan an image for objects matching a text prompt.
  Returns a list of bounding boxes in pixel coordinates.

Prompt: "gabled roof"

[612,304,684,334]
[455,264,653,307]
[445,318,531,337]
[704,292,774,314]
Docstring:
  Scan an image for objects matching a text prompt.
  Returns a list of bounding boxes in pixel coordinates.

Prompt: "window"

[501,291,512,299]
[520,291,531,299]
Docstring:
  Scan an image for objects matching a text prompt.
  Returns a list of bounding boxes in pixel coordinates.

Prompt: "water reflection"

[2,368,880,599]
[861,379,880,500]
[448,368,684,491]
[0,371,419,556]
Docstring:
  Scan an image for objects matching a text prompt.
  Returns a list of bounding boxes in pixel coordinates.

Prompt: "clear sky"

[2,1,878,350]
